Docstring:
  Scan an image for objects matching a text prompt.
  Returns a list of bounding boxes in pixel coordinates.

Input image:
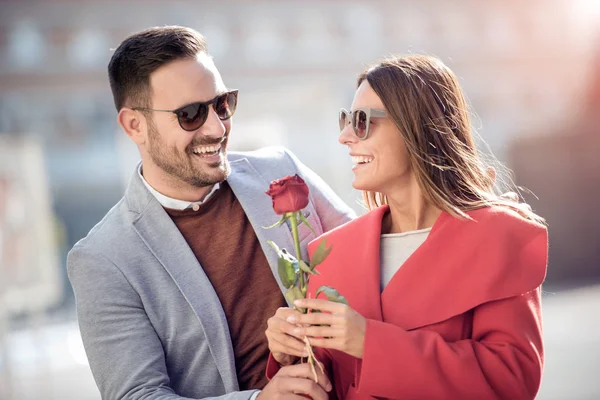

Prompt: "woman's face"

[338,81,413,195]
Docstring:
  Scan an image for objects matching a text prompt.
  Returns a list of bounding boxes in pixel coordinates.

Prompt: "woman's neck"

[382,184,442,234]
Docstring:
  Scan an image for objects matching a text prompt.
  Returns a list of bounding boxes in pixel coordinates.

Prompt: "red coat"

[268,205,548,400]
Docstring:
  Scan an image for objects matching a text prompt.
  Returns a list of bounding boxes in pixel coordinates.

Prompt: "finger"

[268,316,305,339]
[271,376,328,399]
[276,364,332,393]
[304,336,342,351]
[269,334,309,357]
[290,312,341,326]
[294,299,347,314]
[293,325,344,339]
[275,307,303,320]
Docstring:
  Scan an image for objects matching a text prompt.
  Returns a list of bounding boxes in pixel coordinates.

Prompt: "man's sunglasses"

[339,107,387,140]
[133,90,239,132]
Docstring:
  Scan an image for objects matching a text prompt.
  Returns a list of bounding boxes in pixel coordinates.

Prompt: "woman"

[265,55,548,400]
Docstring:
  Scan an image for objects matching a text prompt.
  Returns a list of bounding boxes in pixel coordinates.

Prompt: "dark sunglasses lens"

[177,103,209,131]
[215,92,237,120]
[353,110,368,139]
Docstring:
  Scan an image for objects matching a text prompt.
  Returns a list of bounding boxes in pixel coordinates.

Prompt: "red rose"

[265,174,310,215]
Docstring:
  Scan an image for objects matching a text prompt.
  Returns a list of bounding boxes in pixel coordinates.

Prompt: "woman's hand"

[289,299,367,359]
[266,307,309,366]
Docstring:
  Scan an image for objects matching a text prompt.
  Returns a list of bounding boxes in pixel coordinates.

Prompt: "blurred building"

[510,44,600,287]
[1,1,600,399]
[0,0,598,297]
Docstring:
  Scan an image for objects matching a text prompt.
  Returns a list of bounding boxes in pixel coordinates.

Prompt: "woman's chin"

[351,178,372,192]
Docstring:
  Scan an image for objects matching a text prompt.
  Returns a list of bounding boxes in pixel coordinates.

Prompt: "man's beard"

[146,119,230,188]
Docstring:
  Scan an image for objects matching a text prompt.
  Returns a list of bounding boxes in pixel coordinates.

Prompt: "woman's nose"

[338,122,358,145]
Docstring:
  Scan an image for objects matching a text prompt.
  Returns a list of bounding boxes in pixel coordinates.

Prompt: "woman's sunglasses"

[134,90,239,132]
[339,107,387,140]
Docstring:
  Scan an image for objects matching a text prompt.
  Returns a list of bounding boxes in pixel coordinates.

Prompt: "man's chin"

[193,164,230,186]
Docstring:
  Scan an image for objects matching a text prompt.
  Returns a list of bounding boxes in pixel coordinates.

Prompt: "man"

[67,26,355,399]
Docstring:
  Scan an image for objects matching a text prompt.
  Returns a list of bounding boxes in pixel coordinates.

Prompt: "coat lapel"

[126,168,239,391]
[311,204,547,334]
[380,208,546,331]
[308,206,388,322]
[227,157,316,304]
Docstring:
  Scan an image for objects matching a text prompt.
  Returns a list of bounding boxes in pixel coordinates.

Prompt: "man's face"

[143,53,232,188]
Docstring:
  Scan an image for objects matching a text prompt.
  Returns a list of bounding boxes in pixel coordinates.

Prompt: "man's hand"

[258,363,332,399]
[266,307,307,366]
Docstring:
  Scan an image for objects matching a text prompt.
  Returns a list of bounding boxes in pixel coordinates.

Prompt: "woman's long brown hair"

[359,55,544,224]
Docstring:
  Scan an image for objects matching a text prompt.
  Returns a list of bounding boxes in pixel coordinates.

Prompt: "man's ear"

[118,108,147,146]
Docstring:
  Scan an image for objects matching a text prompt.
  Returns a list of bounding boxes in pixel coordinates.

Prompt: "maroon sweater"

[165,181,287,389]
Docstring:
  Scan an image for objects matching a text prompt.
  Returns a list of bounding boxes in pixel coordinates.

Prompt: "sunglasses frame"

[133,89,239,132]
[339,107,387,140]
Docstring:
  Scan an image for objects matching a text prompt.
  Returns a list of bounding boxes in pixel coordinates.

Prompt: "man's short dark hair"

[108,26,207,111]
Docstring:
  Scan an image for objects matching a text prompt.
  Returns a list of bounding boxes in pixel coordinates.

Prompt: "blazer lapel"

[126,169,239,391]
[227,157,312,304]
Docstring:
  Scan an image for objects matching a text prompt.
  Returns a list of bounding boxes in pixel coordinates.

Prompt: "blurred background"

[0,0,599,399]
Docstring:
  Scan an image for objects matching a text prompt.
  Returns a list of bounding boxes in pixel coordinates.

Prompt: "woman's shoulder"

[437,206,548,300]
[444,206,548,267]
[461,206,547,240]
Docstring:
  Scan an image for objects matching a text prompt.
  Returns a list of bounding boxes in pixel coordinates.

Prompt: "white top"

[380,228,431,290]
[138,164,220,210]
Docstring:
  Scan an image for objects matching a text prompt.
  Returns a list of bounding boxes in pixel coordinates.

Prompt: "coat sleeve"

[68,244,257,400]
[355,288,544,400]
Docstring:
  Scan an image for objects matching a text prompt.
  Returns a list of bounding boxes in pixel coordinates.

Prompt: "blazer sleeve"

[355,288,544,400]
[283,148,356,232]
[67,244,258,400]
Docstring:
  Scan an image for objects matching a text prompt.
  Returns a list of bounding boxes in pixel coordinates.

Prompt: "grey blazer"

[68,147,356,400]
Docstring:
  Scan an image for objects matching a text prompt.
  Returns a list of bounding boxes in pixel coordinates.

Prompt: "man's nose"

[198,107,226,139]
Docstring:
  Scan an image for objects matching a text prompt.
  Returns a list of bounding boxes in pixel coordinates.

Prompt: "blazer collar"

[226,157,299,300]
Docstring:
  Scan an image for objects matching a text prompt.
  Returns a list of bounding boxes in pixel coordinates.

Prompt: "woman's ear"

[486,166,497,184]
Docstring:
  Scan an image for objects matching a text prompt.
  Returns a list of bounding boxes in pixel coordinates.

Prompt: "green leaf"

[285,286,305,307]
[277,249,299,288]
[310,239,332,269]
[263,215,288,229]
[299,212,317,236]
[298,260,318,275]
[315,285,348,305]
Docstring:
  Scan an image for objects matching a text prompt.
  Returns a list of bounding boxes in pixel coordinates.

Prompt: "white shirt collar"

[138,164,220,210]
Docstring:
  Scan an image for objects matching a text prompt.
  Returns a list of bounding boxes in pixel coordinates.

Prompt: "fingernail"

[292,328,302,335]
[294,300,303,306]
[286,316,297,323]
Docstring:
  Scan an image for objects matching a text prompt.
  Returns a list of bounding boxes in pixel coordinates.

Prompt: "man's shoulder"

[69,197,136,257]
[228,145,293,164]
[228,146,302,178]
